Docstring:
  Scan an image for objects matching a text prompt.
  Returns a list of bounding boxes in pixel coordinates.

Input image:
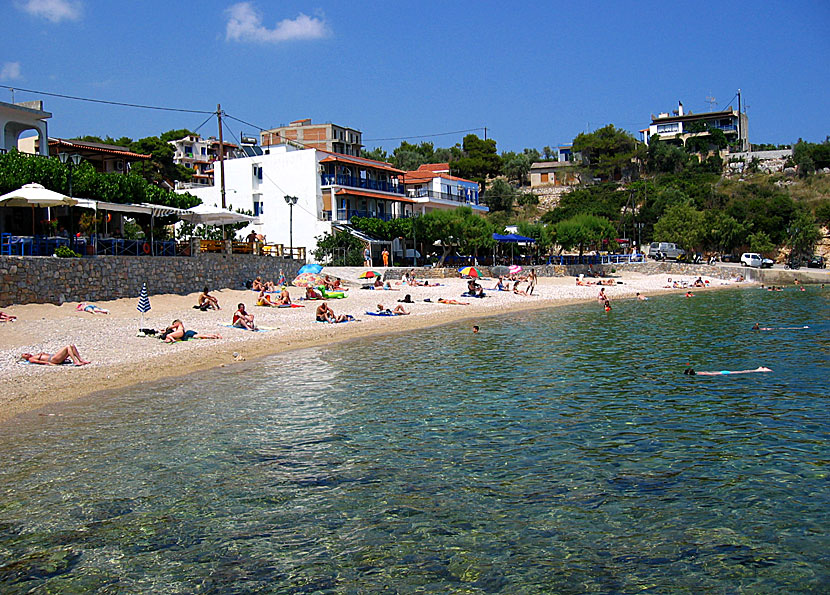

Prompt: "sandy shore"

[0,271,743,423]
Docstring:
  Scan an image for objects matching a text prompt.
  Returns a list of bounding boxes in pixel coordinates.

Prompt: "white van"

[648,242,686,260]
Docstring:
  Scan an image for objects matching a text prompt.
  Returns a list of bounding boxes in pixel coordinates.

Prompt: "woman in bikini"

[162,320,222,342]
[21,345,90,366]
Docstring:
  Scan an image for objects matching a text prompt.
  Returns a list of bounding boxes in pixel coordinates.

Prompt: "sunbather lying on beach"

[76,302,109,314]
[684,366,771,376]
[437,298,469,305]
[377,303,409,315]
[232,303,258,330]
[198,286,221,310]
[20,344,90,366]
[316,302,352,323]
[161,319,222,342]
[0,311,16,322]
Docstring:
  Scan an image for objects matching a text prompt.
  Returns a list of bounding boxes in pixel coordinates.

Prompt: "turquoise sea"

[0,287,828,593]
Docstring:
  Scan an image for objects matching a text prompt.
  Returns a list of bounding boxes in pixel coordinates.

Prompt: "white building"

[182,147,488,261]
[169,134,238,188]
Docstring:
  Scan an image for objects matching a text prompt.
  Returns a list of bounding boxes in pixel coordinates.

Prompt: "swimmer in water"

[684,366,772,376]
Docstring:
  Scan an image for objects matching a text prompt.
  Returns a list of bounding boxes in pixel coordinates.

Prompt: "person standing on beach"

[382,248,389,267]
[364,245,372,267]
[528,269,537,295]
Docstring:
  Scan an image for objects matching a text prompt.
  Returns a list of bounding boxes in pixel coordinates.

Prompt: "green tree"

[361,147,389,162]
[653,202,706,251]
[572,124,639,181]
[313,229,364,265]
[814,199,830,227]
[129,134,192,186]
[555,214,615,256]
[502,152,532,186]
[420,206,493,265]
[786,208,821,258]
[451,134,501,186]
[484,178,516,212]
[747,231,775,255]
[702,211,746,253]
[646,137,690,173]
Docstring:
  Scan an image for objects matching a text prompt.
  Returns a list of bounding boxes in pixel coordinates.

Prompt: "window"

[656,123,679,134]
[253,165,263,181]
[253,194,263,216]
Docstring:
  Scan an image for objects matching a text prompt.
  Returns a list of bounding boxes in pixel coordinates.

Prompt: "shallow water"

[0,287,828,593]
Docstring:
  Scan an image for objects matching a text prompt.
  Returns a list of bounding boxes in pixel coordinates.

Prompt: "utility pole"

[738,89,744,151]
[483,127,487,141]
[217,103,227,210]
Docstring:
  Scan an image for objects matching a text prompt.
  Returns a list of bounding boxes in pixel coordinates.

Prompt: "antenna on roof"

[706,95,717,110]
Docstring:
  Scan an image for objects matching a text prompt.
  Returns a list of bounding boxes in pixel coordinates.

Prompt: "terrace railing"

[321,173,405,195]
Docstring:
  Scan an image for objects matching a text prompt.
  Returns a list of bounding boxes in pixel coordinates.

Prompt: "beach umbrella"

[298,263,323,275]
[358,270,381,279]
[491,265,510,276]
[509,265,523,275]
[136,282,151,328]
[458,266,483,278]
[292,272,325,288]
[0,183,78,235]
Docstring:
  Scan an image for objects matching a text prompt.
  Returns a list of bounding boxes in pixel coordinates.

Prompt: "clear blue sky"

[2,0,828,154]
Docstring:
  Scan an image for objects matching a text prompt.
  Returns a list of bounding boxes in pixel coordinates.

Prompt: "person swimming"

[684,366,772,376]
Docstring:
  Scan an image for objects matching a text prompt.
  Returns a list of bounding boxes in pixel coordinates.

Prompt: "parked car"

[807,255,826,269]
[648,242,686,261]
[740,252,774,268]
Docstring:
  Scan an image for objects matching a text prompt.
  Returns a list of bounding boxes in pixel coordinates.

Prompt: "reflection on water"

[0,288,828,592]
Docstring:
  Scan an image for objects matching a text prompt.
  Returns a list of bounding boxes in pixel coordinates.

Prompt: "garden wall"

[0,254,303,307]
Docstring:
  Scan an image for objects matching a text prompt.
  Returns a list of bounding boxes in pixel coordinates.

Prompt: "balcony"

[407,188,479,205]
[321,173,404,195]
[322,209,396,223]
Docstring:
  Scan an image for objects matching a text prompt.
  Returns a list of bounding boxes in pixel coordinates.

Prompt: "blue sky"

[2,0,828,154]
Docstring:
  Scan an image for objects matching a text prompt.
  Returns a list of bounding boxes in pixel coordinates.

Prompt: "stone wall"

[0,254,303,307]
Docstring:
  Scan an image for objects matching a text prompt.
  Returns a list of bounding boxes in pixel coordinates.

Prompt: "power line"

[0,84,213,114]
[363,127,485,142]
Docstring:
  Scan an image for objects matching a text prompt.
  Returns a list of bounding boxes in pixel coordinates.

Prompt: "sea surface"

[0,287,828,593]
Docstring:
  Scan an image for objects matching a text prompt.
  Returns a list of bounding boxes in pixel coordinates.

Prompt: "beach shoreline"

[0,272,746,423]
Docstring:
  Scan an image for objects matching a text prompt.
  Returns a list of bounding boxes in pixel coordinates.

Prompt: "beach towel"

[366,311,397,316]
[278,304,305,308]
[315,315,357,323]
[20,358,73,366]
[219,324,275,332]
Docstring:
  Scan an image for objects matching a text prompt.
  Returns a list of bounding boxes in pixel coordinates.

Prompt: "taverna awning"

[493,233,535,243]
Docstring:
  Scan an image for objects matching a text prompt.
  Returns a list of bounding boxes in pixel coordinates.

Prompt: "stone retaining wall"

[0,255,303,307]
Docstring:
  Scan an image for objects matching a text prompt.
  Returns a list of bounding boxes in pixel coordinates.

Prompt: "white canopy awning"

[75,199,191,218]
[0,183,77,207]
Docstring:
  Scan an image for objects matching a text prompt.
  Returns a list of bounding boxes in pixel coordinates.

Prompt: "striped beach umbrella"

[137,282,151,328]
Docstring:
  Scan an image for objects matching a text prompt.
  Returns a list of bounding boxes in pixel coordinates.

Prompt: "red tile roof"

[319,151,403,173]
[334,188,415,203]
[49,138,151,160]
[403,170,478,186]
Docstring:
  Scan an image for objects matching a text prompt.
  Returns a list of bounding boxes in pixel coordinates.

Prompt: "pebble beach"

[0,271,742,423]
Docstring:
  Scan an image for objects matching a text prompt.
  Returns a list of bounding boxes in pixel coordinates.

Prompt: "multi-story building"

[169,134,238,187]
[402,163,486,215]
[260,119,363,156]
[182,147,488,259]
[19,136,151,174]
[641,101,748,151]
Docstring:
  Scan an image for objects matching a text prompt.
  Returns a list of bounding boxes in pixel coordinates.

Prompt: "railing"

[321,173,405,195]
[335,209,394,222]
[601,254,647,264]
[408,188,479,204]
[1,234,177,257]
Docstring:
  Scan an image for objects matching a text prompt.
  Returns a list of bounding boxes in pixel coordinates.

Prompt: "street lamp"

[284,195,298,258]
[59,153,82,198]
